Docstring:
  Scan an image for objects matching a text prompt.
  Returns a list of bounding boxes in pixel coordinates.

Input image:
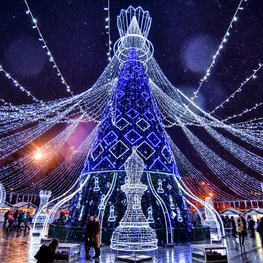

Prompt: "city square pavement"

[0,224,262,262]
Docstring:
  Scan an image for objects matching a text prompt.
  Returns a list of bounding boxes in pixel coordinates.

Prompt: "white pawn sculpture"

[147,207,154,224]
[98,194,106,210]
[108,205,116,222]
[169,195,175,210]
[93,177,100,192]
[157,179,164,193]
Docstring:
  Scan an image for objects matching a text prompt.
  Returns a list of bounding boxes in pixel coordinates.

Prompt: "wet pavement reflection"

[0,223,262,262]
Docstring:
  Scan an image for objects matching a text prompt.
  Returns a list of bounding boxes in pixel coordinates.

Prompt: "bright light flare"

[34,148,43,160]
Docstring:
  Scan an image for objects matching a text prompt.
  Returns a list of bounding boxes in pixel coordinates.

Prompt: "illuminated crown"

[117,6,152,38]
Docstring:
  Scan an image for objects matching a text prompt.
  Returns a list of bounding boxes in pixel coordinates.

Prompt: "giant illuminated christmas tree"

[68,6,192,244]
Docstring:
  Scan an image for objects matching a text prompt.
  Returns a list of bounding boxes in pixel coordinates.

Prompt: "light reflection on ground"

[0,223,262,263]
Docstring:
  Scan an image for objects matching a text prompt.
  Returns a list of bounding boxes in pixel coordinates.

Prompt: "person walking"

[230,216,237,237]
[236,217,246,249]
[93,215,101,259]
[3,210,10,228]
[84,215,94,259]
[247,215,255,238]
[24,212,32,234]
[240,215,247,233]
[34,238,60,263]
[7,213,14,232]
[14,210,19,223]
[17,211,25,232]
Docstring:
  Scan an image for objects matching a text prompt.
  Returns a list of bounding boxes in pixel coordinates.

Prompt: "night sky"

[0,1,263,198]
[1,0,262,116]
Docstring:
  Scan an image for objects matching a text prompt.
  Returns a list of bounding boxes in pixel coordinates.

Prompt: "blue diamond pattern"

[117,91,125,98]
[109,140,129,159]
[124,129,142,145]
[126,108,139,119]
[143,110,155,121]
[137,141,155,160]
[114,118,129,130]
[147,132,161,147]
[103,131,118,146]
[136,118,150,131]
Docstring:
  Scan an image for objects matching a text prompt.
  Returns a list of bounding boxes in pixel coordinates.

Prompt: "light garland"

[24,0,74,96]
[210,62,263,115]
[167,133,233,201]
[222,101,263,123]
[0,65,43,103]
[184,0,248,108]
[0,3,261,218]
[104,0,112,61]
[181,125,262,199]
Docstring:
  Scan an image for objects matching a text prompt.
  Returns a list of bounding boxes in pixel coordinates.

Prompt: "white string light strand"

[0,65,43,103]
[210,62,263,115]
[24,0,74,96]
[222,101,263,123]
[104,0,112,61]
[185,0,247,107]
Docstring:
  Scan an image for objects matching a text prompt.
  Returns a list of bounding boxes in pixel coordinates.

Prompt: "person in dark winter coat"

[34,238,60,263]
[230,216,237,237]
[93,215,101,259]
[3,210,10,227]
[247,215,255,238]
[17,211,25,232]
[85,215,94,259]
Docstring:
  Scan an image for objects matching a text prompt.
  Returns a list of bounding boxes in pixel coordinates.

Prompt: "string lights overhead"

[184,0,248,110]
[210,62,263,115]
[0,65,43,103]
[24,0,74,96]
[104,0,112,61]
[0,2,262,206]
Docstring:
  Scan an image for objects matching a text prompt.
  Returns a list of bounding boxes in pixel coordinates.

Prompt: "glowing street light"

[34,148,43,160]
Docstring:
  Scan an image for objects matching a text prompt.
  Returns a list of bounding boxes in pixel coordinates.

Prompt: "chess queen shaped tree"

[68,6,193,244]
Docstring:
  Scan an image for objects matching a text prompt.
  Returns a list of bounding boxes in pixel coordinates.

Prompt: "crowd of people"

[3,209,32,234]
[222,214,263,249]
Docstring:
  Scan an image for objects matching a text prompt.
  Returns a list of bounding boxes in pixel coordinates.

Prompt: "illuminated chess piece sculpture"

[157,179,164,194]
[147,207,154,224]
[35,190,52,224]
[169,194,175,210]
[204,196,217,228]
[108,206,116,222]
[98,194,106,210]
[176,207,183,223]
[93,177,100,192]
[111,148,158,251]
